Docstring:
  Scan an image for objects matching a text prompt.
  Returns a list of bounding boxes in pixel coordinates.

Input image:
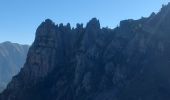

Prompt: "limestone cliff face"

[1,4,170,100]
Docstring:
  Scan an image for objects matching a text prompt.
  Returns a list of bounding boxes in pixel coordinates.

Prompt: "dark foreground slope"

[1,3,170,100]
[0,42,29,92]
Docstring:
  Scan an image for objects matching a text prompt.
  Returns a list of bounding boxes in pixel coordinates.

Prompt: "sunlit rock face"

[1,3,170,100]
[0,42,29,93]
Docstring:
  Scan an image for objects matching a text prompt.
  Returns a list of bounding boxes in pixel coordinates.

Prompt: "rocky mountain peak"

[0,42,29,93]
[86,18,100,30]
[81,18,101,50]
[161,2,170,12]
[36,19,56,37]
[146,2,170,34]
[2,3,170,100]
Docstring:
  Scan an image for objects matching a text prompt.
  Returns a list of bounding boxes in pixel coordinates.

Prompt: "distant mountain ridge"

[0,41,29,92]
[1,3,170,100]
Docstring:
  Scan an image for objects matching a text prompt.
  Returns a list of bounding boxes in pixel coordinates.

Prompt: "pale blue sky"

[0,0,169,44]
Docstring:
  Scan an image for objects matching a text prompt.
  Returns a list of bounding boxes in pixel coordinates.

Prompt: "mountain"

[0,42,29,93]
[1,3,170,100]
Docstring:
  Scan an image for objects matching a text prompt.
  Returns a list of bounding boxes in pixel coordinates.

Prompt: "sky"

[0,0,169,44]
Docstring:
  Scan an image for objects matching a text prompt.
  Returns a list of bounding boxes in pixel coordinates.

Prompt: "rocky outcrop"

[1,3,170,100]
[0,42,29,93]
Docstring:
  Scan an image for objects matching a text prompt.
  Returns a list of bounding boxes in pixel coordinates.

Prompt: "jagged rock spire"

[86,18,100,30]
[36,19,56,37]
[2,3,170,99]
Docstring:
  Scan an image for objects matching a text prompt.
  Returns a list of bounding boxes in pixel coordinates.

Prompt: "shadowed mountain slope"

[1,3,170,100]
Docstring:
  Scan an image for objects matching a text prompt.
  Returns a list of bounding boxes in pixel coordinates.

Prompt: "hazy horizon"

[0,0,169,44]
